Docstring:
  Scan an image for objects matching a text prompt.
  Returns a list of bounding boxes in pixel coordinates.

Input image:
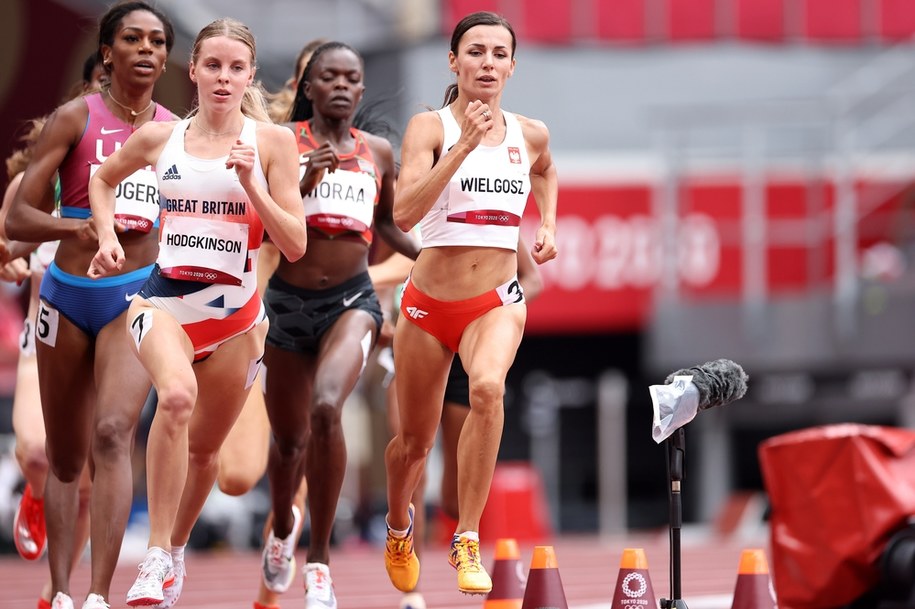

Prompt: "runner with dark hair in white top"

[382,10,558,597]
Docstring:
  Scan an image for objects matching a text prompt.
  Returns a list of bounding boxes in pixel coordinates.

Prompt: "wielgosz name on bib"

[459,177,525,195]
[163,198,247,215]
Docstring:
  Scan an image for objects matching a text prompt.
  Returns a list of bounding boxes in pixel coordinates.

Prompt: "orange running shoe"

[14,483,47,561]
[384,504,420,592]
[449,534,492,595]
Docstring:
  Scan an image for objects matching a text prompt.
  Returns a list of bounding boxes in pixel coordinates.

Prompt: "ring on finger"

[483,110,491,119]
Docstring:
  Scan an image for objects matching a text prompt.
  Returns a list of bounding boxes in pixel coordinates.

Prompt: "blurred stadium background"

[2,0,915,561]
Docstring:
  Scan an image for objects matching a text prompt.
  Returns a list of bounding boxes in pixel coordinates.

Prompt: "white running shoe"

[127,547,173,606]
[304,562,337,609]
[154,552,185,608]
[51,593,74,609]
[81,594,110,609]
[261,505,302,593]
[399,591,426,609]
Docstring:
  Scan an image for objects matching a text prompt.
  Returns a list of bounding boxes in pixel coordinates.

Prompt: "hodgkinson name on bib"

[158,215,249,286]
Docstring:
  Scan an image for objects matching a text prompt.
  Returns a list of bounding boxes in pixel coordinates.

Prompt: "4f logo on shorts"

[406,306,428,319]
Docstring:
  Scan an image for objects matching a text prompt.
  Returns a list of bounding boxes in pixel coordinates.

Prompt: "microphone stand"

[660,427,689,609]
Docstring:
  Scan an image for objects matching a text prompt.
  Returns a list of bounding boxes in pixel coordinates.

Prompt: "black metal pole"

[660,427,689,609]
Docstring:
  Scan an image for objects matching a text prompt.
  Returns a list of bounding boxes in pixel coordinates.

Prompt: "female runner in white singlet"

[87,17,306,609]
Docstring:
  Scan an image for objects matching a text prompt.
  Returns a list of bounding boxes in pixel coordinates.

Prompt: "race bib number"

[303,168,376,234]
[496,277,525,305]
[158,215,249,285]
[129,310,154,352]
[245,353,264,389]
[35,300,59,348]
[19,318,35,357]
[91,165,159,233]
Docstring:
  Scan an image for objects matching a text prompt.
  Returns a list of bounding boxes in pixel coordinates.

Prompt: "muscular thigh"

[95,309,152,419]
[35,314,96,458]
[12,350,44,449]
[218,371,270,488]
[313,309,378,403]
[12,281,45,448]
[392,319,452,442]
[35,310,96,407]
[127,299,195,386]
[263,344,314,443]
[459,303,526,382]
[189,319,268,455]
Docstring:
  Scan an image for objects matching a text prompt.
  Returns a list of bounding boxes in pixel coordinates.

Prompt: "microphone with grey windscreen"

[650,358,749,443]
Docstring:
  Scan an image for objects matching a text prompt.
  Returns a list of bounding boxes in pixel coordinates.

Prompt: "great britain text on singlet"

[162,197,248,215]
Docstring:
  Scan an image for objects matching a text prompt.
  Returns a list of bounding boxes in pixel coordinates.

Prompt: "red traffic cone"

[611,548,657,608]
[485,538,526,609]
[731,548,777,609]
[521,545,568,609]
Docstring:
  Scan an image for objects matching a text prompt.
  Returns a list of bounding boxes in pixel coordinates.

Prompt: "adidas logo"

[162,164,181,180]
[405,306,428,320]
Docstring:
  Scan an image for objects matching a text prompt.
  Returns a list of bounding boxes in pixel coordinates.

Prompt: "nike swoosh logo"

[100,127,124,135]
[342,291,363,307]
[125,291,140,302]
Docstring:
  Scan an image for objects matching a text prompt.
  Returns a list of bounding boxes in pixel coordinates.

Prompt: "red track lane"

[0,534,761,609]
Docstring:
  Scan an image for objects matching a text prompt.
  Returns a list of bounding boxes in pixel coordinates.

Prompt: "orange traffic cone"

[521,545,568,609]
[485,538,526,609]
[611,548,657,609]
[730,548,777,609]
